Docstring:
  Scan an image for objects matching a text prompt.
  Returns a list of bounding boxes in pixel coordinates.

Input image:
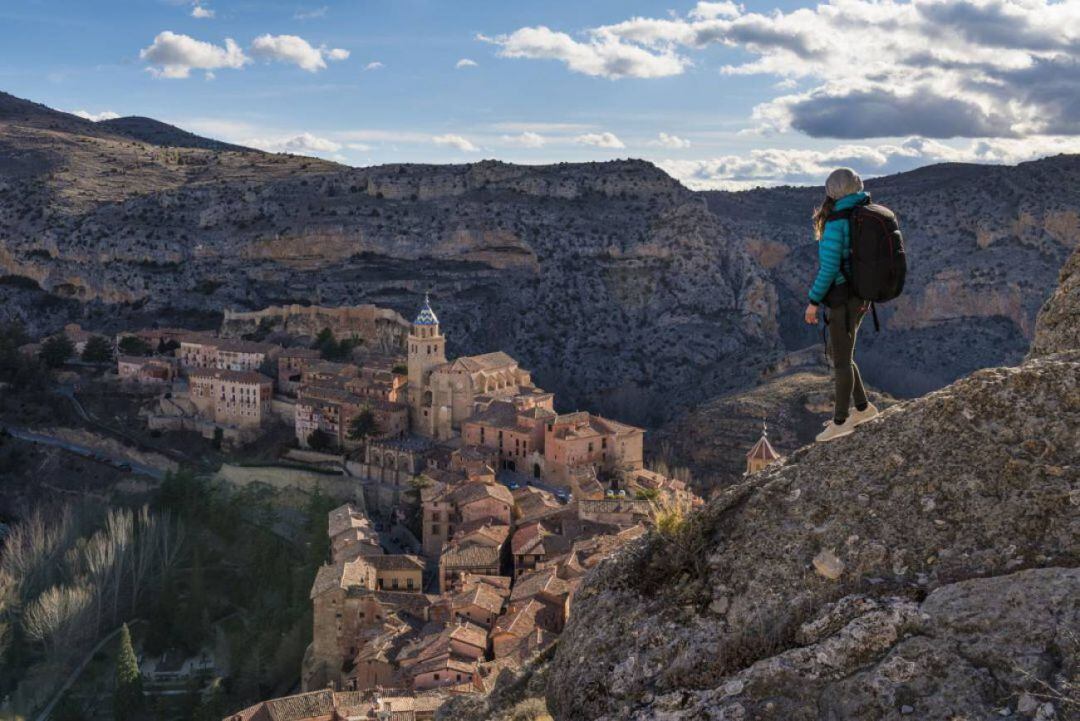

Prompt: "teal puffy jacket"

[808,191,868,304]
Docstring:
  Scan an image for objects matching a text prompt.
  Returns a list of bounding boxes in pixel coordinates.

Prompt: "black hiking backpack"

[828,196,907,330]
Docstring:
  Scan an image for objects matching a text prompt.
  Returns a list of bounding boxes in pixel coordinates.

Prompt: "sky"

[2,0,1080,189]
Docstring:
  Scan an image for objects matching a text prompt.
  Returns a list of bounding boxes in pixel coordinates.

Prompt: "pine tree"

[40,334,75,368]
[114,623,144,721]
[81,335,114,363]
[346,407,381,443]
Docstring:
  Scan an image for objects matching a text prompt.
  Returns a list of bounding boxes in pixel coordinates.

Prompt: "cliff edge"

[443,248,1080,720]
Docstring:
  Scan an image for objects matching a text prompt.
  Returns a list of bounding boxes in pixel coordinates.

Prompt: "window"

[434,674,440,681]
[407,578,414,589]
[392,578,399,589]
[432,523,440,535]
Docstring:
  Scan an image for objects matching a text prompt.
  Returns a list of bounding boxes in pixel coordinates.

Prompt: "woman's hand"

[804,303,818,325]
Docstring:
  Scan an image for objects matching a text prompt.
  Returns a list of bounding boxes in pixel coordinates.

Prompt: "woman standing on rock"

[805,168,880,442]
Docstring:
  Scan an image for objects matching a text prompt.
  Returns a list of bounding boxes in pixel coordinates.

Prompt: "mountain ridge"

[0,90,1076,442]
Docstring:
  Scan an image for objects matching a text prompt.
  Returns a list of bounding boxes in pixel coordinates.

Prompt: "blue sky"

[3,0,1079,188]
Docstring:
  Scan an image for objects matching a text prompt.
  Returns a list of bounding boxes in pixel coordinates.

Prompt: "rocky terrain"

[2,92,1075,439]
[652,347,896,491]
[441,245,1080,720]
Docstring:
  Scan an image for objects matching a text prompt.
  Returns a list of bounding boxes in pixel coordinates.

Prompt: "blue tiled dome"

[414,294,439,325]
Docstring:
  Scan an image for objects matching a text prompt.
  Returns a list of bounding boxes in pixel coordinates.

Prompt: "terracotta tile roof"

[448,351,518,373]
[440,542,501,569]
[747,433,781,461]
[511,522,550,555]
[448,620,489,649]
[410,654,477,677]
[309,561,370,598]
[327,503,370,538]
[262,690,333,721]
[449,481,514,508]
[510,568,570,603]
[365,554,426,571]
[186,368,272,385]
[550,412,643,439]
[492,599,543,638]
[453,582,507,616]
[452,520,510,546]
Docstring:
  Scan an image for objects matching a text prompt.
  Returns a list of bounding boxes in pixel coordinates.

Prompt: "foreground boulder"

[547,351,1078,720]
[1029,242,1079,359]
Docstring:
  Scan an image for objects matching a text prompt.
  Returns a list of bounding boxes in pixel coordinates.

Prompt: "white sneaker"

[816,418,855,443]
[821,403,880,428]
[849,402,880,427]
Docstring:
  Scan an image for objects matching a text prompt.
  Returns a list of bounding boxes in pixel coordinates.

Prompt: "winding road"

[4,426,165,480]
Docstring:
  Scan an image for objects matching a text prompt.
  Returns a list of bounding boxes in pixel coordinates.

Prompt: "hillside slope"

[443,247,1080,720]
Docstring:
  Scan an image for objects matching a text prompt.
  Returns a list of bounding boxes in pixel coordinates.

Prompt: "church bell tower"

[407,294,447,435]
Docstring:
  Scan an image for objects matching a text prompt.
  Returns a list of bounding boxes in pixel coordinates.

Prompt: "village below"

[1,294,753,720]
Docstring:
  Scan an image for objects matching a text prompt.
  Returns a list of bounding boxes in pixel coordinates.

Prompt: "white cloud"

[501,131,546,148]
[140,31,249,79]
[364,61,384,71]
[650,132,691,149]
[191,3,214,19]
[456,58,478,69]
[72,109,121,122]
[250,34,349,72]
[657,135,1080,190]
[689,1,742,20]
[294,6,328,20]
[432,134,480,152]
[345,142,373,151]
[479,26,687,79]
[575,131,625,148]
[483,0,1080,142]
[245,131,342,155]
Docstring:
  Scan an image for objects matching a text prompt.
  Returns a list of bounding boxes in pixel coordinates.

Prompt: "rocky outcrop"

[443,249,1080,721]
[1029,244,1080,359]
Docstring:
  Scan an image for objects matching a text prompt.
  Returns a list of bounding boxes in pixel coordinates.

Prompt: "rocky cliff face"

[0,92,1075,427]
[441,247,1080,721]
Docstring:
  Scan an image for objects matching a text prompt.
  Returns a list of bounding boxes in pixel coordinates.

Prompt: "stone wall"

[216,463,361,500]
[220,303,409,352]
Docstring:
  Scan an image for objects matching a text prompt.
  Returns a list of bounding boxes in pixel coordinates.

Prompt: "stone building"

[178,335,280,373]
[277,347,322,393]
[117,355,178,384]
[186,368,273,428]
[406,296,539,440]
[460,396,556,474]
[746,422,782,474]
[328,504,382,563]
[295,384,409,450]
[542,412,645,487]
[308,555,429,688]
[421,480,514,560]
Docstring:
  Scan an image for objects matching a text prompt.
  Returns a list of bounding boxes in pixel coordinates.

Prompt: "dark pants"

[826,293,868,423]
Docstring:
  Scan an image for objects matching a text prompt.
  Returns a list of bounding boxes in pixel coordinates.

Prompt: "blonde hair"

[812,196,835,240]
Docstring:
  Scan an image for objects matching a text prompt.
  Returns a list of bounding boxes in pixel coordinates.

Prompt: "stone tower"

[407,294,447,436]
[745,421,781,475]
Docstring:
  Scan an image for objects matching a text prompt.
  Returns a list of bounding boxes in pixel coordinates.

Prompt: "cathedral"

[407,295,538,440]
